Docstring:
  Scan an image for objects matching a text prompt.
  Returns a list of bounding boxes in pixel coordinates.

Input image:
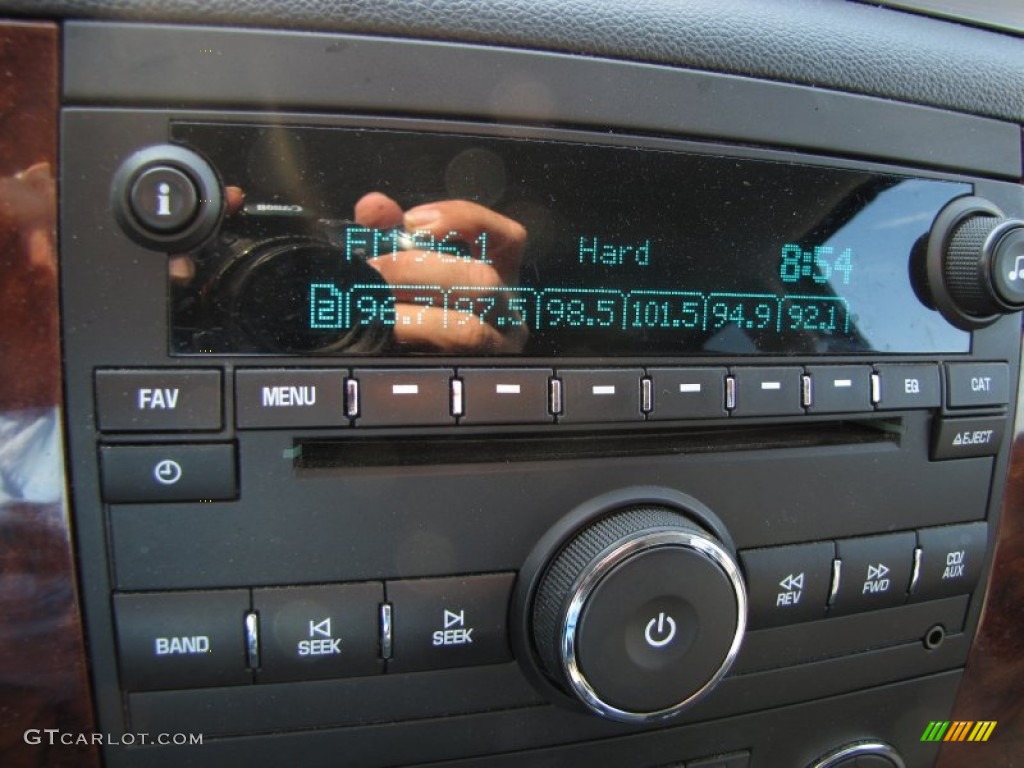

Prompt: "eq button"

[873,364,941,410]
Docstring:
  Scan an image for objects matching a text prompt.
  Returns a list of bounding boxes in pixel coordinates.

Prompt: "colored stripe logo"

[921,721,997,742]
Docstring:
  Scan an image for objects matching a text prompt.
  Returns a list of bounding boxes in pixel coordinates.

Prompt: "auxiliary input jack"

[924,625,946,650]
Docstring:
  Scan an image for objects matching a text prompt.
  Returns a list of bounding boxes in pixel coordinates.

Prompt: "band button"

[113,590,251,691]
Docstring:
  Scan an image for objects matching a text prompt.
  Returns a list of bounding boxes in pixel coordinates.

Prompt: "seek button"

[387,573,514,673]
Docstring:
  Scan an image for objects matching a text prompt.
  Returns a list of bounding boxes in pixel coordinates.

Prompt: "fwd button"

[831,533,916,615]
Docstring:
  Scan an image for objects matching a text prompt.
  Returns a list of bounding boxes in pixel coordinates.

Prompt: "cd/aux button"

[911,522,987,602]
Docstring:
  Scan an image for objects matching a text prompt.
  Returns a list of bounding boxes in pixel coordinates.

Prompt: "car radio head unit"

[121,123,989,358]
[61,83,1023,767]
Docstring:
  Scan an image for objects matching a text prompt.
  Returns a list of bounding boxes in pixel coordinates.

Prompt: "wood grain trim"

[0,20,100,768]
[936,419,1024,765]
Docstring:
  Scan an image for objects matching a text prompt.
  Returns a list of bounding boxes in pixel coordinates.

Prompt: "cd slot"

[295,419,900,470]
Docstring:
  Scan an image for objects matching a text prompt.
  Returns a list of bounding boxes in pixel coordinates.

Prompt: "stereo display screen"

[168,123,971,356]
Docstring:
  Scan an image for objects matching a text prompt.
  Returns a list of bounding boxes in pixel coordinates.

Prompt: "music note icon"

[1008,254,1024,282]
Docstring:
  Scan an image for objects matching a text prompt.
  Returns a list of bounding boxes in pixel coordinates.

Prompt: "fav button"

[386,573,514,673]
[831,533,916,615]
[95,369,222,432]
[113,590,251,691]
[253,583,384,683]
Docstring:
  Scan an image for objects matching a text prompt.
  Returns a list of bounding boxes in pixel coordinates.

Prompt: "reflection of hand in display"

[354,192,528,353]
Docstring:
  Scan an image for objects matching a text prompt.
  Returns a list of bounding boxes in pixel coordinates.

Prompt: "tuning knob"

[527,503,745,723]
[924,196,1024,329]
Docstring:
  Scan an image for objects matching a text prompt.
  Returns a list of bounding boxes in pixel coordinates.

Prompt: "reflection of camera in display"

[179,208,405,355]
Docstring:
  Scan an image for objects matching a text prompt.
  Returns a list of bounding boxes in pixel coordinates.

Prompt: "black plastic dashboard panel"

[15,0,1024,123]
[54,15,1024,768]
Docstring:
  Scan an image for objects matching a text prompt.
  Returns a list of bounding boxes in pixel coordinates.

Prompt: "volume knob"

[529,505,745,723]
[925,196,1024,329]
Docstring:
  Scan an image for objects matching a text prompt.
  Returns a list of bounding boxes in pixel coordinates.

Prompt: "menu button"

[236,369,348,428]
